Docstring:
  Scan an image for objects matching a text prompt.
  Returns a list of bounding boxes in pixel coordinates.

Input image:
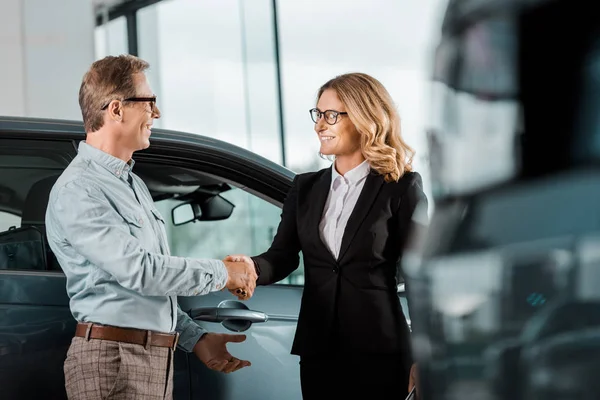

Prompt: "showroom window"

[135,0,284,164]
[94,16,128,59]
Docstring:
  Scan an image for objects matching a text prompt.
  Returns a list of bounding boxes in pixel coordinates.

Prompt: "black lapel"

[307,168,335,259]
[337,172,385,262]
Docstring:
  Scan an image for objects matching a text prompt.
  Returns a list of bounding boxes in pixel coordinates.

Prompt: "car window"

[154,187,305,285]
[0,139,74,271]
[0,211,20,232]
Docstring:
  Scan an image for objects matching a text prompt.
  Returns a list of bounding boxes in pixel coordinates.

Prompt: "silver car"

[0,116,411,399]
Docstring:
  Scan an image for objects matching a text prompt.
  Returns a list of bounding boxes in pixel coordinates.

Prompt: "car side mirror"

[172,203,198,226]
[171,194,235,226]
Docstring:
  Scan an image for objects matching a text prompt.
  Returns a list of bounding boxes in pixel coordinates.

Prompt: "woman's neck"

[334,152,366,176]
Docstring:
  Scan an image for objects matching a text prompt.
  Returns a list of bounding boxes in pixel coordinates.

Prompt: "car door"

[0,137,76,400]
[164,193,304,400]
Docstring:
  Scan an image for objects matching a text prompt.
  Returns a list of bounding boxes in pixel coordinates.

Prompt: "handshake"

[222,255,257,300]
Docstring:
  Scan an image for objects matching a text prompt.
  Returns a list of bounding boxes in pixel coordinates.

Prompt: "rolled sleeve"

[176,306,207,352]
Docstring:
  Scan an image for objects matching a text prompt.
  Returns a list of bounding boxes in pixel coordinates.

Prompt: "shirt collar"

[331,159,370,187]
[78,141,135,182]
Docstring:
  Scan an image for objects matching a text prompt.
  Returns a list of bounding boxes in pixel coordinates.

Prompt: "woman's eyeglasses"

[309,108,348,125]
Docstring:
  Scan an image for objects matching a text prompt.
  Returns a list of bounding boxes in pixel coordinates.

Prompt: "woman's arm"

[251,175,303,285]
[396,173,428,396]
[396,172,429,311]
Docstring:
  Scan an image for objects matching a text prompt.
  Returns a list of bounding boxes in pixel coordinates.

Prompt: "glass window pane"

[137,0,283,164]
[0,212,19,232]
[276,0,444,203]
[0,139,74,271]
[94,16,128,59]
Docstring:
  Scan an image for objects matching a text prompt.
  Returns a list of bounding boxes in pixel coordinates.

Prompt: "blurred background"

[0,0,446,191]
[0,0,447,285]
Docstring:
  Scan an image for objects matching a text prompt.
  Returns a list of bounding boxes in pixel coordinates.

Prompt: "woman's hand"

[408,363,419,398]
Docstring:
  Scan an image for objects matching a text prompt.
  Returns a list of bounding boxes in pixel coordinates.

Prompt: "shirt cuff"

[176,316,207,352]
[212,260,228,291]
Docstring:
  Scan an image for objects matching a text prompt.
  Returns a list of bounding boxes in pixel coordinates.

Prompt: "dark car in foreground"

[409,0,600,399]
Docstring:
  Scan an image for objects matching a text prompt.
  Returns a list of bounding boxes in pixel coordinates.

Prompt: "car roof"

[0,116,295,180]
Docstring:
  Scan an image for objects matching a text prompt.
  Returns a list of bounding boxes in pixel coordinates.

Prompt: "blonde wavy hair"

[317,72,414,182]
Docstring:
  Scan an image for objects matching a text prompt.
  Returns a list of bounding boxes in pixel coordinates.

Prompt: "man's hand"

[408,363,419,399]
[223,256,257,300]
[193,333,251,373]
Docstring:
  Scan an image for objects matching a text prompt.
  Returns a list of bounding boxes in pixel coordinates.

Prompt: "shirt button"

[116,171,120,176]
[138,218,143,225]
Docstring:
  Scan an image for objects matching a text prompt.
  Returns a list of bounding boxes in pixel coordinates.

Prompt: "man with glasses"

[46,55,257,399]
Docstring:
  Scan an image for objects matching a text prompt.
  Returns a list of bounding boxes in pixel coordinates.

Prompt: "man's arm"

[49,180,228,297]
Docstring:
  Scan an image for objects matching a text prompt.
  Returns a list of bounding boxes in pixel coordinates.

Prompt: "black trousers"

[299,353,410,399]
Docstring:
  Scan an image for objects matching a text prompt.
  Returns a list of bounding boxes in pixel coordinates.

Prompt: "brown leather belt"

[75,323,179,350]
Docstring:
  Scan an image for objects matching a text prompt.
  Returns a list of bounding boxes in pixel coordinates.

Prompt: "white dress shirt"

[319,160,371,259]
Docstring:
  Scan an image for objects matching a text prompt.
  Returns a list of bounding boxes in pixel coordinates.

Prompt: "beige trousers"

[64,336,174,399]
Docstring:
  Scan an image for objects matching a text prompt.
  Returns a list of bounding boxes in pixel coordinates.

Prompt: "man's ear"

[107,100,123,122]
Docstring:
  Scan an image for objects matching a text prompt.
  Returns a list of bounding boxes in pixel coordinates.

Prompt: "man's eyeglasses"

[101,96,157,111]
[309,108,348,125]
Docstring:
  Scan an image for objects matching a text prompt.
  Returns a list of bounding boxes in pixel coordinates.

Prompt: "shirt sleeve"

[175,305,206,352]
[49,181,228,296]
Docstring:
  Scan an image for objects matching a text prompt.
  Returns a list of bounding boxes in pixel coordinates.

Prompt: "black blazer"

[253,167,428,359]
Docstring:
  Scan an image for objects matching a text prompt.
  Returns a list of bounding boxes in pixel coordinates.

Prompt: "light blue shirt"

[45,142,228,352]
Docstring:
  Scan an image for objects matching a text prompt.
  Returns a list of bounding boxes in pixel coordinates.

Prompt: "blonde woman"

[227,73,427,398]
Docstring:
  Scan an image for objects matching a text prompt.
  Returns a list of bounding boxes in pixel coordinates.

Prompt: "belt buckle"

[172,332,179,351]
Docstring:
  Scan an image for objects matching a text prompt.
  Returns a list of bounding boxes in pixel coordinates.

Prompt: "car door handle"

[191,307,269,323]
[189,300,269,332]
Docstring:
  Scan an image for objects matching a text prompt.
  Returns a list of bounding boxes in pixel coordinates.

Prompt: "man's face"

[119,72,161,152]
